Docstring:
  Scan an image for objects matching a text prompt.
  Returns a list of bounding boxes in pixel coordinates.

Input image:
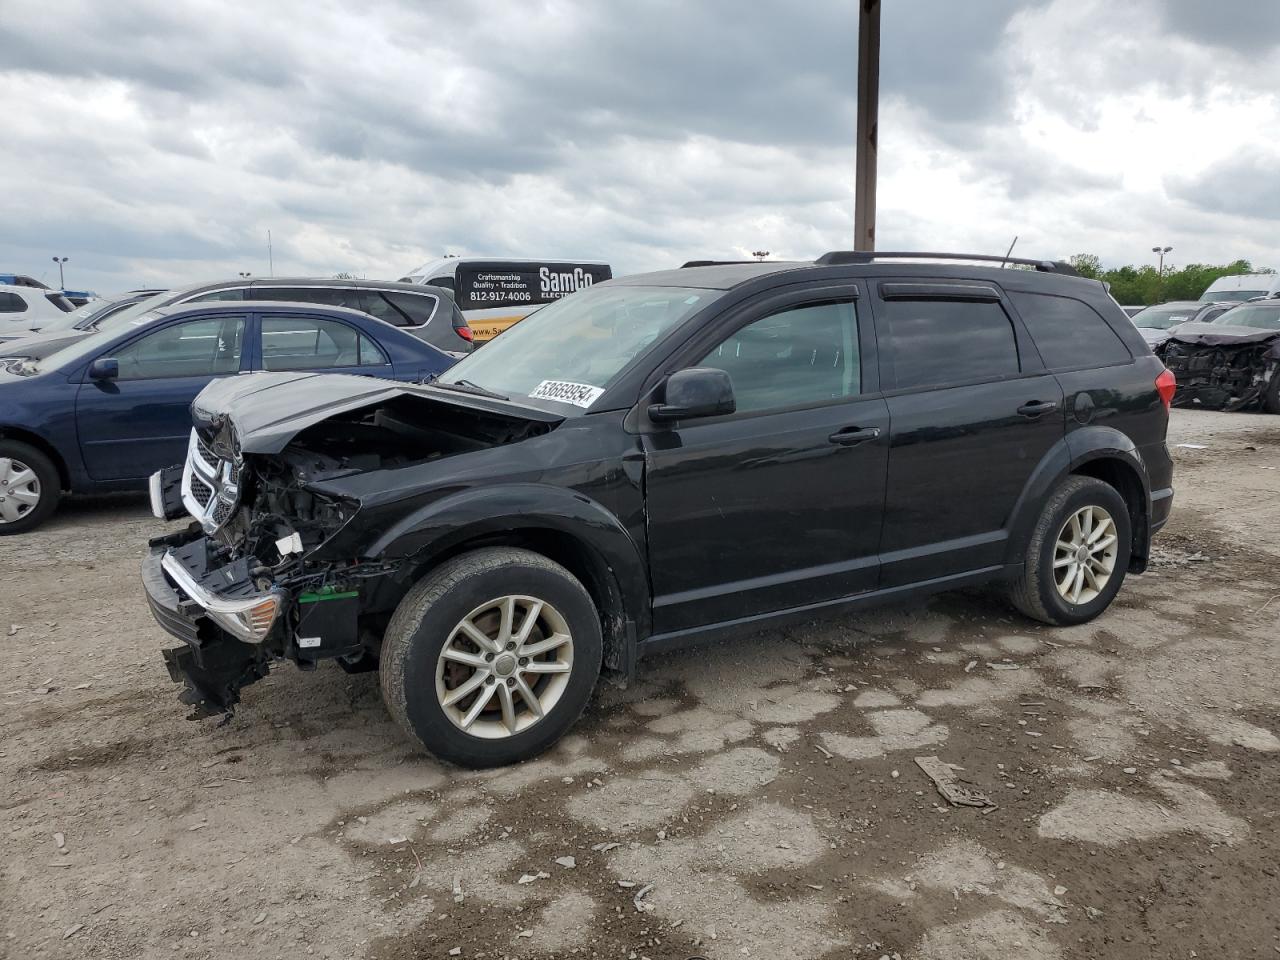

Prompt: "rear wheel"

[0,440,60,535]
[1008,475,1132,626]
[379,547,602,768]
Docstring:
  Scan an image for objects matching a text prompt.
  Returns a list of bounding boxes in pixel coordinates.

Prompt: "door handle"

[1017,400,1058,418]
[828,426,881,446]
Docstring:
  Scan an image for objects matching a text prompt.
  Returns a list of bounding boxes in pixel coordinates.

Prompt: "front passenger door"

[76,315,247,481]
[643,291,890,633]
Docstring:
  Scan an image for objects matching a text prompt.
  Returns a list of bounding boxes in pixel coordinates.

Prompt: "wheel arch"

[0,425,71,491]
[368,484,648,678]
[1007,427,1153,573]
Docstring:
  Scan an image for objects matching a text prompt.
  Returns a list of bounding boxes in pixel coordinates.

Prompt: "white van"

[400,257,612,341]
[1199,273,1280,303]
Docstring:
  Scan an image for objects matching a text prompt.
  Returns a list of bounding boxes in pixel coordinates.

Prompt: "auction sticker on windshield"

[529,380,604,408]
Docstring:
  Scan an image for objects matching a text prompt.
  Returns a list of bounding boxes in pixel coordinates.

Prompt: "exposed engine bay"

[146,377,560,718]
[1157,331,1280,412]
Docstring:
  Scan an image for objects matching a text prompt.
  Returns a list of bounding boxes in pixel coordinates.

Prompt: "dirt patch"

[3,410,1280,960]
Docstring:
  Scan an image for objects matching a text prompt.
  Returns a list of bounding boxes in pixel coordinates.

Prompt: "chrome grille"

[181,428,242,534]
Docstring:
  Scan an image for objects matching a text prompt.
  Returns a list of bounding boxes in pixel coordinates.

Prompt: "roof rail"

[680,260,757,268]
[814,251,1080,277]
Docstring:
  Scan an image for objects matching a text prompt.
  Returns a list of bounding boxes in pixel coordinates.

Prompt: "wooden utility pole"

[854,0,881,251]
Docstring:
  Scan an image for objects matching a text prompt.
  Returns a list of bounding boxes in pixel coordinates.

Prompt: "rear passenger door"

[871,280,1065,587]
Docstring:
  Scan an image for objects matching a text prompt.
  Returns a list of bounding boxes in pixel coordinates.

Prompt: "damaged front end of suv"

[144,372,561,718]
[1156,312,1280,413]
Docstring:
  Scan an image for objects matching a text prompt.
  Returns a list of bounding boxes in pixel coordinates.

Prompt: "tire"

[1008,476,1132,626]
[1263,369,1280,415]
[0,440,61,536]
[379,547,603,768]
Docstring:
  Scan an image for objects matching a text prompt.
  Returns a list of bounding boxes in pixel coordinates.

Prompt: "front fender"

[364,482,649,633]
[1005,426,1151,566]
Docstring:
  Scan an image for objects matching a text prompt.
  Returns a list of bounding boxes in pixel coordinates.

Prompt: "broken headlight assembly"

[160,551,285,642]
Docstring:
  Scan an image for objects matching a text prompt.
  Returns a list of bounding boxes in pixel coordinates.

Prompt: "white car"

[0,274,77,329]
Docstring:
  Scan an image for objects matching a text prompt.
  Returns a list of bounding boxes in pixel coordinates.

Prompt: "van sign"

[456,262,612,311]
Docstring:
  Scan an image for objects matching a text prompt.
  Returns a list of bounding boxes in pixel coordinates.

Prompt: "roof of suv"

[616,254,1090,292]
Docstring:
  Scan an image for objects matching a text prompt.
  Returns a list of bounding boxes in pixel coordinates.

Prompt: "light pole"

[51,256,69,288]
[751,250,771,261]
[854,0,881,251]
[238,271,252,279]
[1152,246,1172,302]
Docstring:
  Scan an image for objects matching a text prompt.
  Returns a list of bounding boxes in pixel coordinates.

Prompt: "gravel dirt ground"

[3,408,1278,960]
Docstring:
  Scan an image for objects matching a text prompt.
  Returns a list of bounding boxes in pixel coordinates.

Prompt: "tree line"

[1065,254,1274,306]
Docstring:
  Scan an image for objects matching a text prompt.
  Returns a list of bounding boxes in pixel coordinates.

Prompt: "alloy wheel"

[1053,505,1119,604]
[0,458,41,524]
[435,595,574,739]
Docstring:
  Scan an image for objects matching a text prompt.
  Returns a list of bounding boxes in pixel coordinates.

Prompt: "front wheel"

[0,440,60,535]
[1008,475,1132,626]
[379,547,603,768]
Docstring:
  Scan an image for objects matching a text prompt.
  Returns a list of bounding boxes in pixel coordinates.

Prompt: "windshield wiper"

[433,378,510,401]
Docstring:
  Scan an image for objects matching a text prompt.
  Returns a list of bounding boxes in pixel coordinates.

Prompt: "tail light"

[454,323,473,342]
[1155,368,1176,410]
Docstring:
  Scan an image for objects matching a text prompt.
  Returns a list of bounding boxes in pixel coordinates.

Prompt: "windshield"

[30,309,166,374]
[1212,304,1280,330]
[437,284,718,411]
[1131,303,1199,329]
[1202,289,1267,303]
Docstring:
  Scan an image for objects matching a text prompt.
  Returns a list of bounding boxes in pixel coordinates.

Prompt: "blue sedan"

[0,301,457,534]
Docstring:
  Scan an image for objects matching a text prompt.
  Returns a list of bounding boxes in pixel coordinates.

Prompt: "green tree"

[1068,253,1102,279]
[1069,255,1273,305]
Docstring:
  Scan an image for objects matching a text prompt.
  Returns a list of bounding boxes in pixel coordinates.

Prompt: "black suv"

[143,252,1175,767]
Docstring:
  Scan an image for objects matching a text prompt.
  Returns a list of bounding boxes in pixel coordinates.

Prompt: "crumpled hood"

[191,371,562,455]
[1166,322,1280,347]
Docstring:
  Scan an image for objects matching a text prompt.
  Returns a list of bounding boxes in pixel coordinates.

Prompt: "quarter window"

[1009,292,1130,369]
[697,301,860,414]
[261,316,387,371]
[185,288,246,303]
[880,298,1019,390]
[112,317,245,380]
[0,292,27,313]
[355,291,439,328]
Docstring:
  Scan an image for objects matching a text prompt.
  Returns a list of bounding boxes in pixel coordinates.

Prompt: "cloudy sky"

[2,0,1277,293]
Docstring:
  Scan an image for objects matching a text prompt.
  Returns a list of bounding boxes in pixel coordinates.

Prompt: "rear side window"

[186,288,246,303]
[1010,292,1131,369]
[251,287,347,308]
[0,292,26,313]
[879,298,1019,390]
[261,316,387,370]
[355,291,439,327]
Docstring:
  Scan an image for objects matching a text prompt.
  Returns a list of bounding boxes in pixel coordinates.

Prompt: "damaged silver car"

[1157,300,1280,412]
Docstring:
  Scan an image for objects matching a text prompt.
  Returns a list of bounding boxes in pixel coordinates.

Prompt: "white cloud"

[1,0,1277,294]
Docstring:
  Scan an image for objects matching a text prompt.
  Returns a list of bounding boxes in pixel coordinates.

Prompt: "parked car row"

[0,280,469,533]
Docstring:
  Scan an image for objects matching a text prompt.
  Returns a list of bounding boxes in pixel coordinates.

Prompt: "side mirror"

[88,357,119,380]
[648,367,735,423]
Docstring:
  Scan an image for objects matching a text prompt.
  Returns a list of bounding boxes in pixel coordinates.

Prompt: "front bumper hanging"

[143,533,275,718]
